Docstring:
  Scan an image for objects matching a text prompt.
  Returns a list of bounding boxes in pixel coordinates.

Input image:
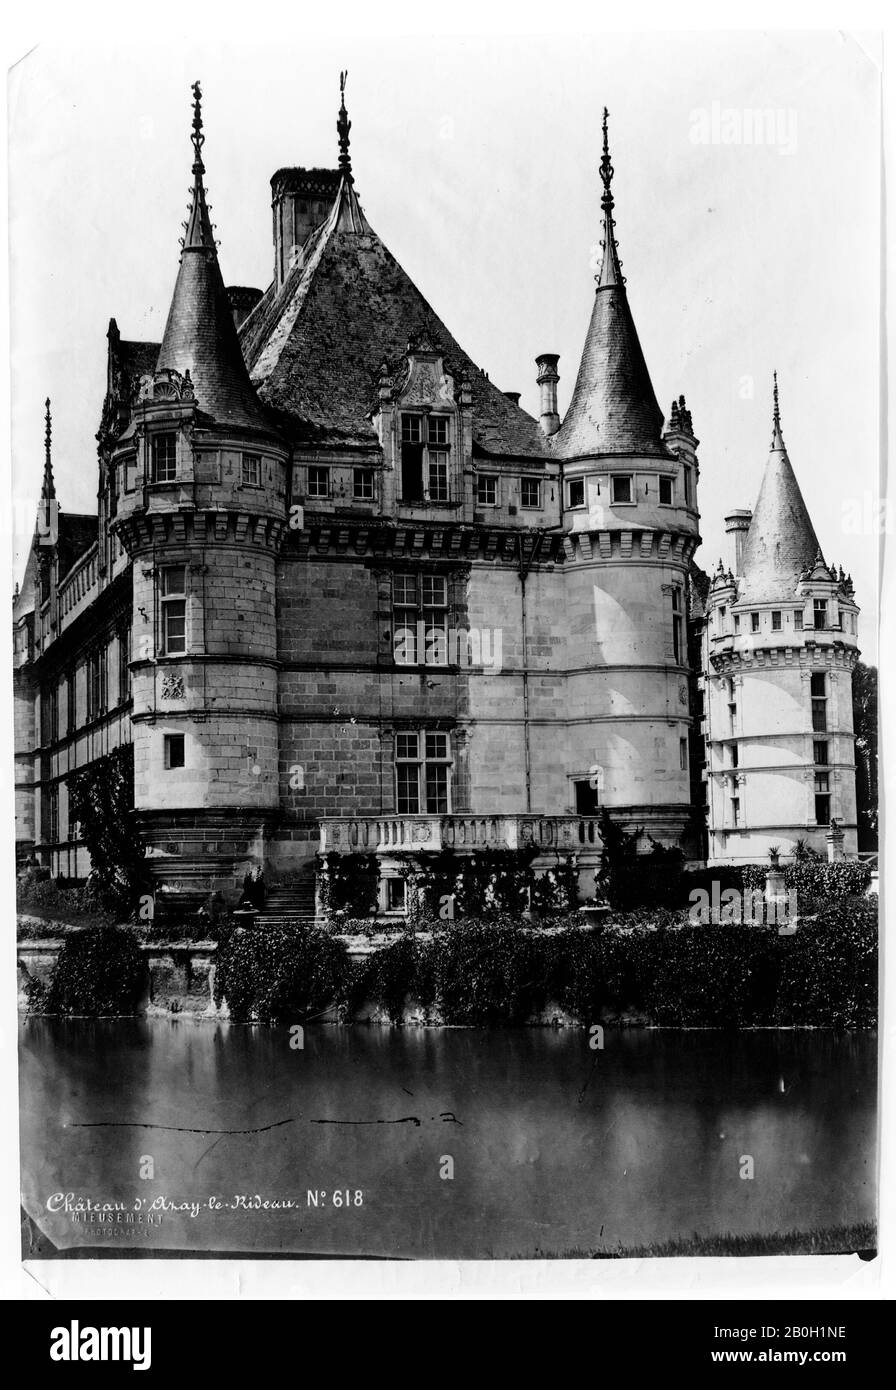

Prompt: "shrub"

[213,925,350,1024]
[29,926,145,1016]
[775,898,878,1027]
[428,917,542,1024]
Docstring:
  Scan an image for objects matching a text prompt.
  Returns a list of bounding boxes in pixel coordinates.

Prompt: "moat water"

[20,1020,876,1258]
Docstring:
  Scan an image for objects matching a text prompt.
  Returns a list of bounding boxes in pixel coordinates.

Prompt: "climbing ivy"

[67,745,150,914]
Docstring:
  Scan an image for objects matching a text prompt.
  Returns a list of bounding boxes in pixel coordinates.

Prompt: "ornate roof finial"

[191,80,205,178]
[181,80,215,252]
[597,107,623,289]
[42,396,55,500]
[770,369,786,451]
[338,70,353,184]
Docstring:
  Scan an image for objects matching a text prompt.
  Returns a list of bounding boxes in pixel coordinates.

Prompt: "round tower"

[704,375,860,862]
[111,82,289,908]
[548,111,701,849]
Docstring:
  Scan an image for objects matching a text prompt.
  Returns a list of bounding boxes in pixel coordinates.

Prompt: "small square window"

[425,731,449,760]
[164,734,185,770]
[771,610,782,631]
[428,417,449,446]
[353,468,374,500]
[421,575,447,607]
[308,466,329,499]
[611,475,633,504]
[477,475,498,506]
[750,612,760,633]
[401,414,423,444]
[521,477,541,509]
[794,610,804,630]
[396,731,419,760]
[241,454,261,486]
[659,476,674,505]
[567,478,585,509]
[394,574,416,607]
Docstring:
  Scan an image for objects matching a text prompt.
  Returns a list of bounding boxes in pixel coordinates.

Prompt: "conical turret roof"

[156,82,271,433]
[737,375,821,604]
[551,110,666,460]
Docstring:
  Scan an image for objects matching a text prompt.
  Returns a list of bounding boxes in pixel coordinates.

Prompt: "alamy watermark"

[394,624,503,672]
[689,102,798,157]
[689,884,798,926]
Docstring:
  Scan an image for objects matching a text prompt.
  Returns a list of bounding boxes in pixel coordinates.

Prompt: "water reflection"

[20,1020,876,1258]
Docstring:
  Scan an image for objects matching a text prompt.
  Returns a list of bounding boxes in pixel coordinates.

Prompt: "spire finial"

[600,107,614,215]
[337,70,353,183]
[597,107,623,289]
[181,80,215,252]
[771,369,786,450]
[42,396,55,500]
[191,80,205,178]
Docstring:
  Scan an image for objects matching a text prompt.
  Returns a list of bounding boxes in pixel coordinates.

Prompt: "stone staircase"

[254,874,319,926]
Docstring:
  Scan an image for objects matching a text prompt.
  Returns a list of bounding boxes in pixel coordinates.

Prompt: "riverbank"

[17,899,878,1028]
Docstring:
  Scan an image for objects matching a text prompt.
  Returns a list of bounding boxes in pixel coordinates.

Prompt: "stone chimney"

[270,167,342,290]
[503,391,521,405]
[535,354,560,436]
[227,286,264,330]
[725,509,753,576]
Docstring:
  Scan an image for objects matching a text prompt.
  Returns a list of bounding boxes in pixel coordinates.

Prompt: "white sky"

[7,31,881,656]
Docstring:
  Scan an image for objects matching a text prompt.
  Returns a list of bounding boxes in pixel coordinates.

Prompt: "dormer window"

[401,413,450,503]
[611,475,633,504]
[152,433,177,484]
[814,598,827,630]
[567,478,585,509]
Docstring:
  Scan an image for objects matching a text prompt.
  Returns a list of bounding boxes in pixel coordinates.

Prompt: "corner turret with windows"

[545,111,702,850]
[108,82,288,904]
[703,376,860,862]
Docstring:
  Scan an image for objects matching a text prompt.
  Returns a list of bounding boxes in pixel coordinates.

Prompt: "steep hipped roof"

[551,111,667,460]
[240,84,548,459]
[156,83,272,434]
[737,376,821,604]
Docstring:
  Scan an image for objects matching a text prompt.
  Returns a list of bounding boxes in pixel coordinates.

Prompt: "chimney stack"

[535,354,560,436]
[503,390,521,405]
[725,509,753,576]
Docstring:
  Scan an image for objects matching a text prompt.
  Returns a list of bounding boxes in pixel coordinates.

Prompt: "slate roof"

[240,186,549,459]
[119,339,160,389]
[737,422,821,605]
[551,283,668,459]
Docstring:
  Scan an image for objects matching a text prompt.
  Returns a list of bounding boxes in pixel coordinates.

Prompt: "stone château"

[11,80,861,913]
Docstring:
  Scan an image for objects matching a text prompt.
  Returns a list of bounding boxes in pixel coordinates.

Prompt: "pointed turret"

[737,374,821,603]
[156,81,270,431]
[552,110,666,459]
